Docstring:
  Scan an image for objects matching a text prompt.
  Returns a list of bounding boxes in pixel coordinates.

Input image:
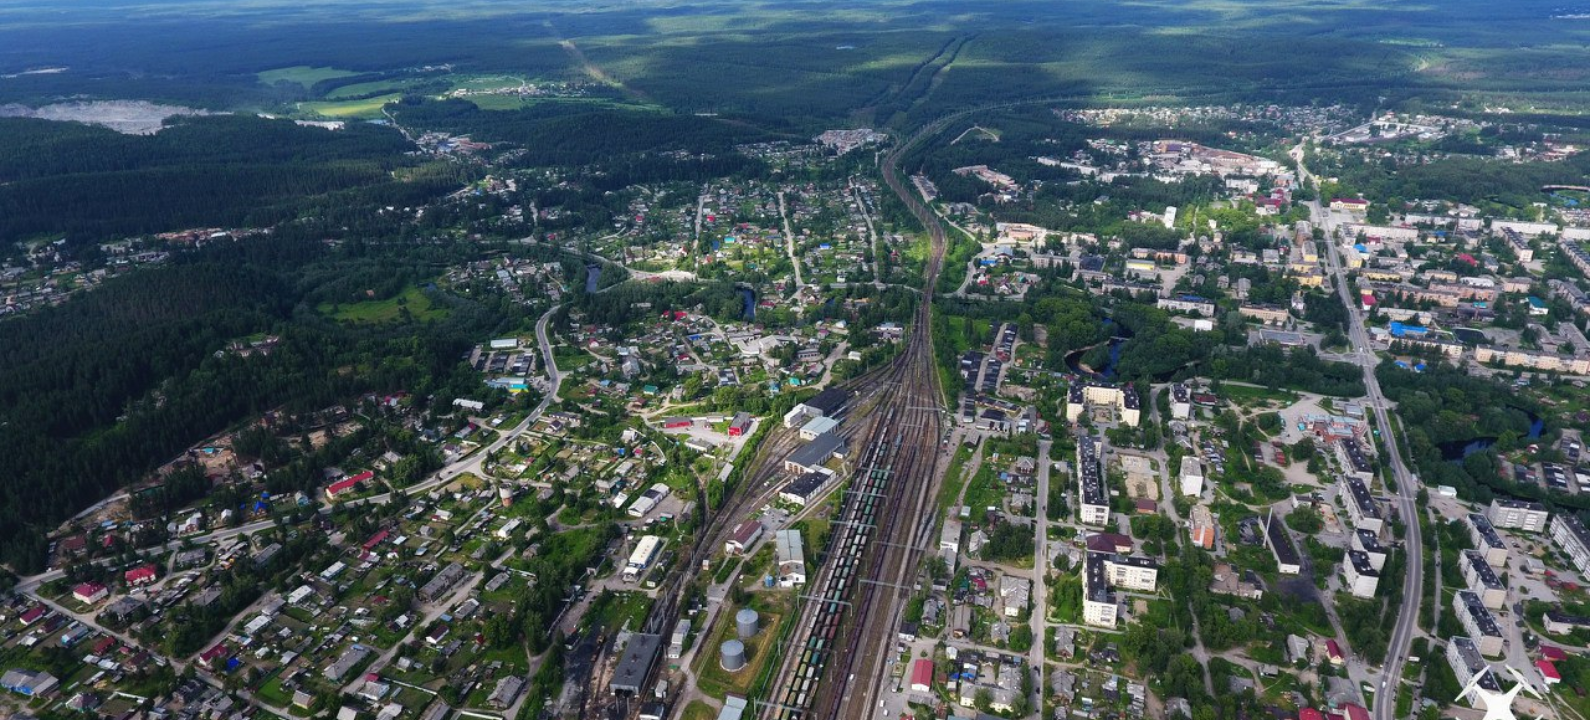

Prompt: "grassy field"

[299,94,403,119]
[692,597,787,699]
[681,701,717,720]
[258,65,359,89]
[318,286,448,323]
[327,79,414,99]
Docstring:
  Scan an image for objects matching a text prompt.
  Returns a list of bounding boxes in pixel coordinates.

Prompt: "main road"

[1297,144,1424,720]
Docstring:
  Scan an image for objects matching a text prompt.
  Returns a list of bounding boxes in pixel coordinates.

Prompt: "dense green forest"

[0,237,537,572]
[389,99,774,184]
[0,116,464,241]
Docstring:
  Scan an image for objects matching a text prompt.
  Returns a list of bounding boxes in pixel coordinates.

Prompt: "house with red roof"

[198,643,229,669]
[91,636,117,656]
[58,535,87,555]
[1299,709,1324,720]
[72,582,108,605]
[1537,659,1561,685]
[1542,646,1568,662]
[19,606,45,626]
[363,530,390,551]
[1360,292,1377,312]
[1341,703,1371,720]
[326,471,372,500]
[1325,639,1344,664]
[909,658,934,693]
[124,564,158,586]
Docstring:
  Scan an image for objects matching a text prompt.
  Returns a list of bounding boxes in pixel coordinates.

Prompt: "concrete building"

[1453,590,1505,657]
[798,416,839,441]
[1490,498,1549,533]
[1083,552,1160,629]
[1340,475,1382,533]
[1446,636,1502,707]
[775,529,807,587]
[610,634,663,695]
[778,470,833,507]
[1336,439,1375,483]
[1472,346,1590,374]
[1179,456,1204,497]
[1077,436,1110,527]
[1238,304,1291,325]
[1342,550,1380,598]
[1550,513,1590,578]
[1103,555,1160,592]
[1066,382,1141,427]
[1460,550,1506,610]
[418,562,467,604]
[783,432,845,474]
[1266,511,1302,575]
[624,535,664,583]
[1467,513,1509,568]
[668,619,691,660]
[1351,529,1387,571]
[1170,383,1192,420]
[724,521,763,555]
[1157,295,1216,317]
[1083,553,1119,629]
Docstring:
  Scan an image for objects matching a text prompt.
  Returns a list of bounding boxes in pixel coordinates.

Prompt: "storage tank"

[735,608,760,639]
[720,639,747,672]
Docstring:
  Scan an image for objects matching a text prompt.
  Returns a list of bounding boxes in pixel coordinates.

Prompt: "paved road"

[778,190,806,290]
[1297,144,1424,719]
[1029,440,1052,711]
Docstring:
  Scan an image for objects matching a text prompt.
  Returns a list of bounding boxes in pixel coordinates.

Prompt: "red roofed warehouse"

[326,470,372,500]
[909,658,933,693]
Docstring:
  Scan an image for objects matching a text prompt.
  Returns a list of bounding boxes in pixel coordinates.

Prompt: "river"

[1064,320,1129,379]
[1438,413,1545,461]
[740,287,757,321]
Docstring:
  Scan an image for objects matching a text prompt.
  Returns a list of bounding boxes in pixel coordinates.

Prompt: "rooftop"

[610,634,663,692]
[1078,436,1106,507]
[787,432,844,469]
[1468,513,1505,549]
[1266,513,1300,566]
[1346,550,1378,577]
[1342,475,1380,520]
[1456,590,1501,637]
[1462,549,1503,589]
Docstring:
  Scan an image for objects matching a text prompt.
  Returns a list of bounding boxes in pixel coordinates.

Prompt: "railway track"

[761,115,955,720]
[589,101,968,720]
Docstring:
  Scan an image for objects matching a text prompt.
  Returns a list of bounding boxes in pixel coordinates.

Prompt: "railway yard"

[17,86,1590,720]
